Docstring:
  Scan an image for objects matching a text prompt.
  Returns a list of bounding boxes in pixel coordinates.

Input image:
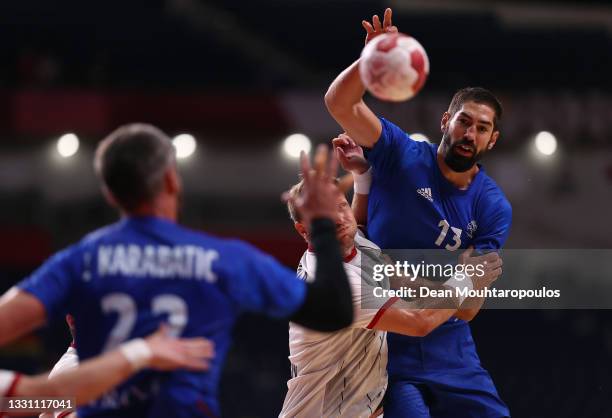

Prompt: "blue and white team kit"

[366,118,512,418]
[18,216,308,418]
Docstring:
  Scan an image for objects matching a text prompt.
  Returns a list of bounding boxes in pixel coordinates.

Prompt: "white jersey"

[280,232,393,418]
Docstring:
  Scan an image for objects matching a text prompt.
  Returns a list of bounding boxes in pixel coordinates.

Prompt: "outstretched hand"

[362,8,398,45]
[283,144,341,226]
[145,325,215,372]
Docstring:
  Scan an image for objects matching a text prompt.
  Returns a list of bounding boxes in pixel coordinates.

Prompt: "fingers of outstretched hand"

[300,151,312,187]
[313,144,328,177]
[372,14,382,31]
[362,20,374,34]
[327,148,339,179]
[383,8,392,29]
[459,246,474,263]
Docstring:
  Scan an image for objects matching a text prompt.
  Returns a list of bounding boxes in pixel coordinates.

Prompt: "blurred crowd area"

[1,0,612,92]
[0,0,611,417]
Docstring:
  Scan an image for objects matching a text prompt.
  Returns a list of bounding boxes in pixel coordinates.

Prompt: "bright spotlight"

[534,131,557,156]
[283,133,312,159]
[57,133,79,158]
[173,134,197,159]
[411,133,430,143]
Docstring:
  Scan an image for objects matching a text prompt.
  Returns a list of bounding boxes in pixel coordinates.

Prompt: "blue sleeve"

[366,117,420,180]
[218,241,307,318]
[17,246,79,321]
[473,196,512,250]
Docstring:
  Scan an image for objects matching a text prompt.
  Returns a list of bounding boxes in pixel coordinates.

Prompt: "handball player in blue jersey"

[0,124,354,417]
[326,8,512,418]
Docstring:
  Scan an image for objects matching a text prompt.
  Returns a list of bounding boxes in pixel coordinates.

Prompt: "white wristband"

[353,167,372,195]
[445,273,474,306]
[119,338,152,370]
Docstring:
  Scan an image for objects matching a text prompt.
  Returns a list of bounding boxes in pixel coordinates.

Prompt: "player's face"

[440,101,500,172]
[295,190,357,252]
[335,194,358,249]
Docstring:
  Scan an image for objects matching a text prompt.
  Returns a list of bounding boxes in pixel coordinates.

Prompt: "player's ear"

[164,166,181,195]
[100,185,120,209]
[487,131,500,150]
[441,112,451,132]
[294,222,308,242]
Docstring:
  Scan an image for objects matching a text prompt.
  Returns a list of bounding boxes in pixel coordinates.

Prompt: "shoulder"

[81,222,123,244]
[355,230,381,251]
[479,173,511,208]
[476,173,512,221]
[374,118,434,161]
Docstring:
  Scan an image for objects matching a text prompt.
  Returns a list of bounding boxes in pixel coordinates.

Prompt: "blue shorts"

[384,369,509,418]
[385,319,509,418]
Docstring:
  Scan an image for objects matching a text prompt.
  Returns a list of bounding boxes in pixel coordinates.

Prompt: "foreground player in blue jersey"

[0,124,354,417]
[325,8,512,418]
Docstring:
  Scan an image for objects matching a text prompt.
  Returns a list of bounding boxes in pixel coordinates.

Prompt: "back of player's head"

[448,87,503,130]
[94,123,175,211]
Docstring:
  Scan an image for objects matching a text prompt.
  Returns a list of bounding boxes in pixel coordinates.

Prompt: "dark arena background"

[1,1,611,417]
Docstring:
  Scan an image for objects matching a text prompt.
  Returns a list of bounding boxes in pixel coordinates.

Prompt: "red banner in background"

[0,226,51,268]
[3,90,289,140]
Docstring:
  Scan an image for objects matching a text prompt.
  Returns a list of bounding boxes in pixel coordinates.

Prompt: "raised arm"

[324,8,398,148]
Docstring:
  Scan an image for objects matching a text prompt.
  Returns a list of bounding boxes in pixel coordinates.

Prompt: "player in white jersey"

[0,325,212,416]
[280,166,501,417]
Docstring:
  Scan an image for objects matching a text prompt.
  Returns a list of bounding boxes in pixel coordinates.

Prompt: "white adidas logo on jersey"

[417,187,433,202]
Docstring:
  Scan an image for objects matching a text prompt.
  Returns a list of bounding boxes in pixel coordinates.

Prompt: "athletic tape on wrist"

[119,339,153,370]
[353,167,372,195]
[445,273,474,306]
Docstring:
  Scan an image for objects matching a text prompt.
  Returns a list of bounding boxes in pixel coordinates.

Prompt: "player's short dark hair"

[94,123,175,212]
[447,87,503,130]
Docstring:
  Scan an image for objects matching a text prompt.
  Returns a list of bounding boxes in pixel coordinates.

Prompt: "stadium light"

[410,133,430,143]
[173,134,197,159]
[534,131,557,156]
[283,133,312,159]
[57,133,80,158]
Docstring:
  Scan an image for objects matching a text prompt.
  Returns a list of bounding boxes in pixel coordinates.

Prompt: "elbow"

[455,309,478,322]
[411,323,433,337]
[324,88,339,115]
[410,314,437,337]
[324,88,349,119]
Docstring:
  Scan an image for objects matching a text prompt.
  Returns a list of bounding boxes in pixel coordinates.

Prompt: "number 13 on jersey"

[435,219,462,251]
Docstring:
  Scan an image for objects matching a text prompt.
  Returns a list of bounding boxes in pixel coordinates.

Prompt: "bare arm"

[371,306,457,337]
[324,9,397,148]
[0,288,46,346]
[15,350,133,404]
[351,192,369,227]
[325,60,382,148]
[15,327,214,405]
